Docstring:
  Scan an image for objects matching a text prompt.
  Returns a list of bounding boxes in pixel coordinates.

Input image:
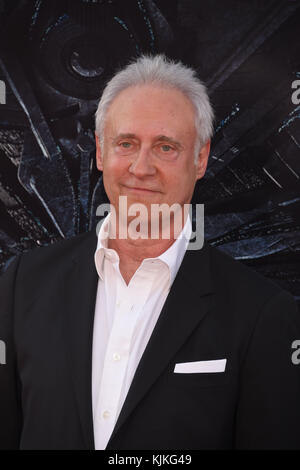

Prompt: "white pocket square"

[174,358,227,373]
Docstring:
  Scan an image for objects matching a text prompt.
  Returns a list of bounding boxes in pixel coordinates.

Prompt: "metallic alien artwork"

[0,0,299,309]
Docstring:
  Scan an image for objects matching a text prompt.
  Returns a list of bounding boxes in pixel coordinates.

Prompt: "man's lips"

[123,185,160,193]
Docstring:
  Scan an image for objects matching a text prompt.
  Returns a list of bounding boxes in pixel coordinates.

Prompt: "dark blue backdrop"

[0,0,299,309]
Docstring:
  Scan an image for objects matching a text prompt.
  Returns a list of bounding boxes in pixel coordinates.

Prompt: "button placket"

[98,294,138,425]
[96,264,159,431]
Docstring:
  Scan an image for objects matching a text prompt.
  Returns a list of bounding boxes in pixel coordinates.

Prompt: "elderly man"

[0,54,300,450]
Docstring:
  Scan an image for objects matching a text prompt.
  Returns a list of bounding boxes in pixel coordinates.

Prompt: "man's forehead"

[104,85,197,140]
[106,84,195,115]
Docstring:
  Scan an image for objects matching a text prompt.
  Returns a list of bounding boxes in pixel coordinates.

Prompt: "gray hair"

[95,54,214,163]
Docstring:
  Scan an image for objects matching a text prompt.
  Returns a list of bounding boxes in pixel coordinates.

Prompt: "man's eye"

[120,142,131,148]
[161,144,173,152]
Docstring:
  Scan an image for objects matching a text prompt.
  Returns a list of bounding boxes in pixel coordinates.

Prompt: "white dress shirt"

[92,211,192,449]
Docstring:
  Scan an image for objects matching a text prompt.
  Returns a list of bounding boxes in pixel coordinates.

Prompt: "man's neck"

[104,208,190,284]
[108,235,176,264]
[108,221,185,285]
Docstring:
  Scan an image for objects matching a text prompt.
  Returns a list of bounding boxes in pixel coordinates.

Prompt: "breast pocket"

[171,358,232,388]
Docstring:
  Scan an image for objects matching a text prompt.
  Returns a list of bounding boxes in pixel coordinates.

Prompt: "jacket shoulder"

[14,230,96,279]
[207,242,287,300]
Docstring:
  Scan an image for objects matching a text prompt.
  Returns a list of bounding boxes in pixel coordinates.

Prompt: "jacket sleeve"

[0,256,22,449]
[234,290,300,449]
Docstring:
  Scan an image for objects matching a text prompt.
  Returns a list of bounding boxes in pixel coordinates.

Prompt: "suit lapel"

[107,240,215,447]
[62,230,98,450]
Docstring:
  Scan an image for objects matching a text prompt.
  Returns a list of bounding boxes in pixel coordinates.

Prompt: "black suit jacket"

[0,229,300,450]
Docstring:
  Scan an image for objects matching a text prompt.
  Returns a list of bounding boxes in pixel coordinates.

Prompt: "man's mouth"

[123,185,160,193]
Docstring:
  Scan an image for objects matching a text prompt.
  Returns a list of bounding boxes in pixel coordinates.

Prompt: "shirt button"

[103,410,110,419]
[113,352,121,361]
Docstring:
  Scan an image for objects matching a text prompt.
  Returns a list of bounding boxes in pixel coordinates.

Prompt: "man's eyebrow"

[111,133,137,143]
[154,135,183,147]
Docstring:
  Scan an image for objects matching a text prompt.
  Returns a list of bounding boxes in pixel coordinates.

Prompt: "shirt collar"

[94,210,192,285]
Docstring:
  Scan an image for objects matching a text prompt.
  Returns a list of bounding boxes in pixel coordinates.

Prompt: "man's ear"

[195,140,211,181]
[95,133,103,171]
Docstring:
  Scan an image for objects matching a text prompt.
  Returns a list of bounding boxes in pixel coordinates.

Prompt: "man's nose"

[128,145,156,177]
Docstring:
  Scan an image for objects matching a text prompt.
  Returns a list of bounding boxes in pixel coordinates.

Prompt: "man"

[0,54,300,450]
